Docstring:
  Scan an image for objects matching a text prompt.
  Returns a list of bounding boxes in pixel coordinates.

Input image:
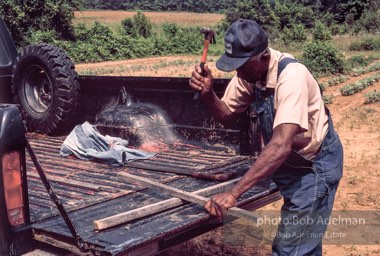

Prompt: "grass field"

[74,10,224,29]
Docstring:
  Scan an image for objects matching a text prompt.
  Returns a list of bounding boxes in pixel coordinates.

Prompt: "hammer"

[193,28,216,100]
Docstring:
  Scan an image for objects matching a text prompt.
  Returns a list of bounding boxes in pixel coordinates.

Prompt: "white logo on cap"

[225,43,232,54]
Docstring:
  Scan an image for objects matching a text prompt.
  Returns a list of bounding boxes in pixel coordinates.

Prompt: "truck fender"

[11,44,81,135]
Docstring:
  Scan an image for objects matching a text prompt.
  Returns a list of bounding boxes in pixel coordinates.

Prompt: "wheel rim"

[23,65,53,114]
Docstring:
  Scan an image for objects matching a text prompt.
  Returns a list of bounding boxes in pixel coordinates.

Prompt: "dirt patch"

[76,57,380,256]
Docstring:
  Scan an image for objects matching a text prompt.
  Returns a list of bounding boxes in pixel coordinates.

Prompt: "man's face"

[236,49,269,83]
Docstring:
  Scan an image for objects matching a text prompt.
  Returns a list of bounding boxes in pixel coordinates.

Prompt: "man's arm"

[231,123,299,197]
[190,64,239,127]
[205,123,301,219]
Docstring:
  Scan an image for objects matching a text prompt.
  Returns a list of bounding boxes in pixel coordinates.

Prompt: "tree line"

[1,0,378,47]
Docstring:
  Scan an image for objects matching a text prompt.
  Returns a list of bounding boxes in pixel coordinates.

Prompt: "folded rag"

[60,122,155,165]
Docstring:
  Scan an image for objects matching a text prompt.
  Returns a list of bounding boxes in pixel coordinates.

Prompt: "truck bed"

[26,133,280,256]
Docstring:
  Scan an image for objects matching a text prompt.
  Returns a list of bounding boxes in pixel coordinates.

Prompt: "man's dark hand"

[189,64,214,94]
[204,191,237,222]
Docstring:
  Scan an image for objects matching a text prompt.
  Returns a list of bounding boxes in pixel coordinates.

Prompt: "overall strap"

[253,57,299,145]
[278,57,299,79]
[278,57,324,96]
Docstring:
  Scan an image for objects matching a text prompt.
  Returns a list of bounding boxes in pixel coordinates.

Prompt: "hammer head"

[201,27,216,44]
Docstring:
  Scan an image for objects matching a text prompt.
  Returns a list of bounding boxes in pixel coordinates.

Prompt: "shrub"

[330,23,348,35]
[349,37,380,51]
[26,30,57,44]
[0,0,81,46]
[121,18,136,37]
[133,12,153,38]
[75,22,114,42]
[216,18,230,34]
[364,90,380,104]
[162,23,180,37]
[224,0,280,38]
[351,61,380,76]
[345,55,372,69]
[167,26,203,54]
[274,1,315,29]
[355,11,380,34]
[159,24,206,55]
[151,36,171,56]
[312,21,332,41]
[323,95,334,105]
[326,75,349,87]
[121,11,152,38]
[58,21,157,63]
[302,42,345,75]
[281,24,307,46]
[368,62,380,72]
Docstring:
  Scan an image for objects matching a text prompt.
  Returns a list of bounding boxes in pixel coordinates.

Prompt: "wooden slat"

[94,177,240,230]
[117,172,258,223]
[28,172,102,191]
[198,156,249,171]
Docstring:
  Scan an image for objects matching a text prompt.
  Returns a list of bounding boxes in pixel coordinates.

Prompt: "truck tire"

[11,43,81,135]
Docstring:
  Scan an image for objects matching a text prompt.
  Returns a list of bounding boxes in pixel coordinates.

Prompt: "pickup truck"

[0,18,280,256]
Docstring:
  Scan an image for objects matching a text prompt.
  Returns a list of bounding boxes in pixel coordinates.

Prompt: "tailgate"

[26,133,280,256]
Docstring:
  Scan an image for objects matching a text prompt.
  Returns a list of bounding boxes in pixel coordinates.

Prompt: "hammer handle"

[194,38,211,101]
[193,61,205,100]
[200,62,206,76]
[201,40,210,63]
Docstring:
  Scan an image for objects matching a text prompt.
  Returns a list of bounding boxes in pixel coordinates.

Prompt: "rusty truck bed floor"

[26,133,279,255]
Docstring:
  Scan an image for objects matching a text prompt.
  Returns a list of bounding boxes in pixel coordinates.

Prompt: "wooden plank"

[197,156,249,171]
[33,234,91,256]
[125,160,243,181]
[125,161,199,174]
[28,172,102,191]
[94,177,240,231]
[117,172,259,223]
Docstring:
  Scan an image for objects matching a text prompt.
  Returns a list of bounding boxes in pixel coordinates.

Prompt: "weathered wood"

[117,172,258,223]
[28,172,102,191]
[125,159,244,181]
[94,177,240,230]
[197,156,248,171]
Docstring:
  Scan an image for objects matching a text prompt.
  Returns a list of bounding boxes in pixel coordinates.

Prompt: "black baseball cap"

[216,19,268,72]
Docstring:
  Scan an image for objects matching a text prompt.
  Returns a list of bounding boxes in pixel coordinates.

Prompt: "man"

[189,19,343,255]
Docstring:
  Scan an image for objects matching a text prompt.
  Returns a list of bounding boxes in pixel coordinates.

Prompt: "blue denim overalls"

[252,58,343,256]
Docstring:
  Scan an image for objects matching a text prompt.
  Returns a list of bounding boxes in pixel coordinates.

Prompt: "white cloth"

[60,122,155,165]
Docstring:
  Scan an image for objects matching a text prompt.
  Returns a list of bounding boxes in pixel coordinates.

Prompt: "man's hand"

[204,191,237,222]
[189,63,239,127]
[189,64,214,94]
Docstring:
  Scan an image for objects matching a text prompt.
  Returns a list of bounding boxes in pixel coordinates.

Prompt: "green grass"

[323,95,334,105]
[326,75,349,87]
[340,73,380,96]
[333,33,380,53]
[364,90,380,104]
[351,61,380,76]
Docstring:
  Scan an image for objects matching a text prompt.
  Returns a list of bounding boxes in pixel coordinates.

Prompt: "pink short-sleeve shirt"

[221,48,328,160]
